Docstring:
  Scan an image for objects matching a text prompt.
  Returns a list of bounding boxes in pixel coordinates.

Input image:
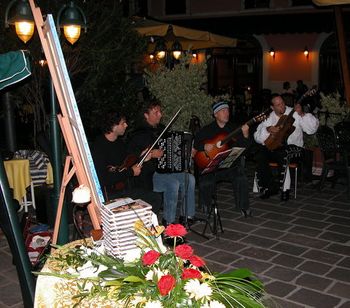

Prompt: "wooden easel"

[29,0,104,244]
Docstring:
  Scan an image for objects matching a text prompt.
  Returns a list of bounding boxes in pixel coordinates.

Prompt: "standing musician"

[193,101,252,217]
[254,94,319,201]
[127,100,196,226]
[91,111,162,213]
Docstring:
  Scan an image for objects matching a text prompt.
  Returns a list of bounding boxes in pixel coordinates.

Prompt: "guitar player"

[254,94,319,201]
[192,101,252,217]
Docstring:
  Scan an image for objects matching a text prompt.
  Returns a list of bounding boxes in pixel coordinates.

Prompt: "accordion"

[157,131,192,173]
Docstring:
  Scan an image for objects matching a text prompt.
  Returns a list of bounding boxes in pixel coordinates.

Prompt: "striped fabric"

[15,150,50,186]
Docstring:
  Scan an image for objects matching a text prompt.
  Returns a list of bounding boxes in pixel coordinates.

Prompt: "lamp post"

[5,0,87,244]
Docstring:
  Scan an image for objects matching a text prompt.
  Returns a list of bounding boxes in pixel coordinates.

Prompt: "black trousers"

[255,144,303,191]
[199,157,249,211]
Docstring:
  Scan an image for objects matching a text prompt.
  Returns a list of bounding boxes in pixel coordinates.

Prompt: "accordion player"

[157,131,192,173]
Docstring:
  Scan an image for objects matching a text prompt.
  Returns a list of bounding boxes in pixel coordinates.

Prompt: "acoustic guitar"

[264,88,317,151]
[194,110,270,170]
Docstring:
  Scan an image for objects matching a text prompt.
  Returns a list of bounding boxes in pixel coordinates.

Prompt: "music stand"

[200,147,245,238]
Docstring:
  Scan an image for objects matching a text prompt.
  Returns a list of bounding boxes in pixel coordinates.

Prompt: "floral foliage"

[319,92,350,128]
[35,223,266,307]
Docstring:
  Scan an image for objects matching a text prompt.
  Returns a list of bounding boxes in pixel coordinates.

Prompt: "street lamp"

[5,0,35,43]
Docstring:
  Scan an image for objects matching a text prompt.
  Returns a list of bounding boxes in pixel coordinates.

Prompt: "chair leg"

[294,167,297,199]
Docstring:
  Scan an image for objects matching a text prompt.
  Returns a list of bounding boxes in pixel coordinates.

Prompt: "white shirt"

[254,106,319,147]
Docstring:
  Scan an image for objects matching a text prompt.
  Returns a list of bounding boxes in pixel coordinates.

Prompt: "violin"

[107,154,138,173]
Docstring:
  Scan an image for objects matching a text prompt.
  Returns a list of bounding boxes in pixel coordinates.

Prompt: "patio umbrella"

[133,17,237,50]
[313,0,350,5]
[0,50,31,91]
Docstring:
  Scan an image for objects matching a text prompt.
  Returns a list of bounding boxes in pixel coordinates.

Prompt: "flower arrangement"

[319,92,350,128]
[35,222,266,307]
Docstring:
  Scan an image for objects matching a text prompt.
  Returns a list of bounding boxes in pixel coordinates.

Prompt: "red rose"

[181,268,202,280]
[157,274,176,296]
[175,244,194,260]
[189,255,206,267]
[165,224,187,238]
[142,250,161,266]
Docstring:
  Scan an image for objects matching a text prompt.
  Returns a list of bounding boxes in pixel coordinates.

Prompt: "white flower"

[144,300,163,308]
[184,280,212,301]
[72,185,91,203]
[145,268,168,281]
[123,248,141,263]
[201,300,226,308]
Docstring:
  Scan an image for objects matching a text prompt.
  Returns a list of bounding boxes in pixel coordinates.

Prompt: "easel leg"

[52,156,75,245]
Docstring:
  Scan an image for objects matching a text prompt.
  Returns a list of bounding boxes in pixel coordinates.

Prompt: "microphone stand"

[181,133,209,240]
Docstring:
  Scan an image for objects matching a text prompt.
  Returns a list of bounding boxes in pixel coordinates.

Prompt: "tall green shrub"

[145,56,213,131]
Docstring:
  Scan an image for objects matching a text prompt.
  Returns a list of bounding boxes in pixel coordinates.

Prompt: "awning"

[133,17,237,50]
[0,50,31,91]
[313,0,350,5]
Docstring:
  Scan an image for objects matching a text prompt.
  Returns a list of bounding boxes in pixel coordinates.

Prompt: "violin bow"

[137,107,183,167]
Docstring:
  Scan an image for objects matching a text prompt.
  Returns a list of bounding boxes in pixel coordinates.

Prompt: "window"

[165,0,186,15]
[244,0,270,9]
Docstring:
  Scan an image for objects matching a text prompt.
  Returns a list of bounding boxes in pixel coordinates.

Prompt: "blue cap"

[212,101,229,114]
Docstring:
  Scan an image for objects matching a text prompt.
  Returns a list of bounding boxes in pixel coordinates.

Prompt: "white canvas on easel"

[29,0,104,243]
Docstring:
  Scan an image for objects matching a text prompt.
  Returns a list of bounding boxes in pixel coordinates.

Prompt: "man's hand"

[204,143,215,153]
[267,126,280,134]
[131,164,142,176]
[294,103,304,117]
[151,149,164,159]
[241,124,250,138]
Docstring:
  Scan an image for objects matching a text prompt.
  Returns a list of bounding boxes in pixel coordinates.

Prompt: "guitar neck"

[221,117,255,145]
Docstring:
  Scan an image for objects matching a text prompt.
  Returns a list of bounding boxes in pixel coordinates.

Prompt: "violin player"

[254,94,319,201]
[91,110,162,213]
[193,101,252,217]
[127,100,196,227]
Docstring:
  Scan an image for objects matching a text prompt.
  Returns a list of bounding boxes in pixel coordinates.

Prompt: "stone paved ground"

[1,161,350,307]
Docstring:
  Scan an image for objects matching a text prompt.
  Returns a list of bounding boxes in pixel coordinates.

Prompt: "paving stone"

[205,250,240,264]
[337,301,350,308]
[260,220,293,231]
[289,217,331,229]
[293,209,329,221]
[327,209,350,218]
[288,225,322,237]
[186,243,216,257]
[218,229,247,241]
[337,257,350,268]
[222,220,258,233]
[231,257,273,274]
[239,246,277,261]
[259,212,295,222]
[0,283,23,306]
[319,231,350,244]
[280,233,330,249]
[300,204,329,213]
[302,249,344,264]
[327,282,350,299]
[251,227,285,239]
[205,238,246,252]
[327,224,350,235]
[326,243,350,256]
[295,273,333,291]
[296,260,332,275]
[326,216,350,226]
[327,267,350,283]
[264,265,302,282]
[271,242,308,256]
[265,280,297,297]
[287,288,341,307]
[239,235,277,248]
[271,253,304,268]
[204,260,229,273]
[263,296,306,308]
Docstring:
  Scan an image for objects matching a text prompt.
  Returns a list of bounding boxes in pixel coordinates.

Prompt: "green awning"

[0,50,31,91]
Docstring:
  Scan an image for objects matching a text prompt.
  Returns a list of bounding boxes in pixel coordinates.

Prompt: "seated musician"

[127,100,196,226]
[193,101,252,217]
[91,110,161,213]
[254,94,319,201]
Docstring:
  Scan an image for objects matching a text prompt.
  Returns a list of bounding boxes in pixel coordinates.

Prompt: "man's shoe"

[241,209,253,218]
[179,216,200,226]
[281,190,290,202]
